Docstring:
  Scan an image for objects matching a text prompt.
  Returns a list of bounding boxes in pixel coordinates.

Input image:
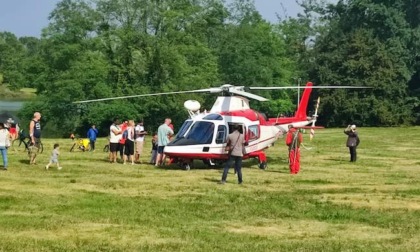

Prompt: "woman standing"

[0,123,11,170]
[123,120,136,165]
[344,124,360,162]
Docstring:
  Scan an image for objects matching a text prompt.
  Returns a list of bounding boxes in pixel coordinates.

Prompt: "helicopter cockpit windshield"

[184,121,214,144]
[170,121,215,145]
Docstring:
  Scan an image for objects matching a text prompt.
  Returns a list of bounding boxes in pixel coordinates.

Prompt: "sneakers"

[219,180,226,185]
[58,167,62,170]
[45,166,49,170]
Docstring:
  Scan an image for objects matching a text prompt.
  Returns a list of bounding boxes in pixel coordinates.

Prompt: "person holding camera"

[344,124,360,162]
[220,125,246,184]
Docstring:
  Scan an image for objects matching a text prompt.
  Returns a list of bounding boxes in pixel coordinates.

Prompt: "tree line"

[0,0,418,136]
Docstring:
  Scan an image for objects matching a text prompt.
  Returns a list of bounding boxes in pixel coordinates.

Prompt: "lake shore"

[0,84,36,101]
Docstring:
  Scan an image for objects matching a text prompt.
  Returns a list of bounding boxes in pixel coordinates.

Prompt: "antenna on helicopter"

[184,100,201,118]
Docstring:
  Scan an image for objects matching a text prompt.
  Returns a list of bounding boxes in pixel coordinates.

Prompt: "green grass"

[1,127,420,251]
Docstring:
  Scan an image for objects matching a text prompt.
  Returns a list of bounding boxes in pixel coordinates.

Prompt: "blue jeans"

[222,155,242,183]
[0,147,8,169]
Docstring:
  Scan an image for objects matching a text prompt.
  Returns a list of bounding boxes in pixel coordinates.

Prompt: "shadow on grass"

[264,169,289,174]
[325,158,347,162]
[204,177,221,183]
[18,159,30,165]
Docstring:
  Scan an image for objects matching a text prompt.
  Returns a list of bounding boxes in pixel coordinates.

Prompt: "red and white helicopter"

[75,82,366,170]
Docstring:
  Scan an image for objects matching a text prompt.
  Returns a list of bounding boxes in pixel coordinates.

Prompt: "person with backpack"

[286,125,303,174]
[118,121,128,160]
[220,125,246,184]
[123,120,135,165]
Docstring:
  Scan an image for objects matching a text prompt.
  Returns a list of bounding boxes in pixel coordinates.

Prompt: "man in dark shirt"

[29,112,42,165]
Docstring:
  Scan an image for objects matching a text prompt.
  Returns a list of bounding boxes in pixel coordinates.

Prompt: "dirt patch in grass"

[8,222,186,247]
[225,219,397,241]
[315,193,420,210]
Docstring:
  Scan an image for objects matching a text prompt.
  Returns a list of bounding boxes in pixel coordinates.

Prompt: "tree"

[307,0,418,126]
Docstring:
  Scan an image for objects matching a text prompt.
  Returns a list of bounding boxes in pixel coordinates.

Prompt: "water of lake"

[0,100,24,112]
[0,100,24,122]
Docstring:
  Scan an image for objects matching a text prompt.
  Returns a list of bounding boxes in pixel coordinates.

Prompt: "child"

[45,143,62,170]
[150,133,158,164]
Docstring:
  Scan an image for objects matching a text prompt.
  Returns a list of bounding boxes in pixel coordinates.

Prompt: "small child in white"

[45,143,62,170]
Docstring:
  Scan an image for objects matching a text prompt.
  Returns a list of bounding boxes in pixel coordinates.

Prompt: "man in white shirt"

[109,118,122,163]
[134,121,147,163]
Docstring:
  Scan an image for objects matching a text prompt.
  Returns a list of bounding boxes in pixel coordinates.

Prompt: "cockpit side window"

[175,120,193,139]
[216,125,227,144]
[248,125,259,142]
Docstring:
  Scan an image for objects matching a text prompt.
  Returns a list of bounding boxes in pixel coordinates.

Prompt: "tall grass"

[0,127,419,251]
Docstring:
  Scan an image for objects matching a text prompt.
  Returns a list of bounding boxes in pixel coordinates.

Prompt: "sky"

[0,0,303,38]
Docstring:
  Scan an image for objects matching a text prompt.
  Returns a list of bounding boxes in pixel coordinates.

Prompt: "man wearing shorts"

[29,112,42,165]
[134,121,147,163]
[109,118,122,163]
[155,118,174,166]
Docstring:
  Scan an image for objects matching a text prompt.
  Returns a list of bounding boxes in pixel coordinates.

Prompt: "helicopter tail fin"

[294,82,313,119]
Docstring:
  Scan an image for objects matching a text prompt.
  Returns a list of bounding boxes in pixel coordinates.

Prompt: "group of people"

[0,112,61,170]
[106,118,175,166]
[220,124,360,184]
[108,119,149,165]
[0,111,361,183]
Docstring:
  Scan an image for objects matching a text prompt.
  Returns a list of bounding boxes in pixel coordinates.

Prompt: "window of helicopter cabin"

[175,120,193,139]
[248,125,259,141]
[215,125,227,144]
[228,123,244,134]
[184,121,215,144]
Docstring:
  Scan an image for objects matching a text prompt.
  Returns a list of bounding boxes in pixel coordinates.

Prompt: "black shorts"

[157,146,165,154]
[124,140,135,156]
[109,142,119,152]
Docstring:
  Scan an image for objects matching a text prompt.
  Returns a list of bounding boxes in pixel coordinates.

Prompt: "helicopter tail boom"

[294,82,313,119]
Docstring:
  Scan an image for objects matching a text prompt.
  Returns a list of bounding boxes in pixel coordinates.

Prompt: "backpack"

[122,129,128,139]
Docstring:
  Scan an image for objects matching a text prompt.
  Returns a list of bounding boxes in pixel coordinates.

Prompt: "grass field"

[1,127,420,251]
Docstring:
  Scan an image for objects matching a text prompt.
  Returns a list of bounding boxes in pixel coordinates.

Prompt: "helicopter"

[75,82,367,170]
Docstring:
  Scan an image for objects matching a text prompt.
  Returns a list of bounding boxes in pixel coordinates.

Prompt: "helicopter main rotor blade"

[73,88,222,104]
[229,88,268,101]
[249,86,370,90]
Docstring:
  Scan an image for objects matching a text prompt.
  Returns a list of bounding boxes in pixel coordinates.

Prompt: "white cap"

[350,125,356,130]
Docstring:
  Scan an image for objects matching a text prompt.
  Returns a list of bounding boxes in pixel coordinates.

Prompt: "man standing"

[221,125,246,184]
[286,125,303,174]
[344,124,359,162]
[29,112,42,165]
[87,124,98,151]
[109,118,122,163]
[134,121,147,163]
[155,118,174,166]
